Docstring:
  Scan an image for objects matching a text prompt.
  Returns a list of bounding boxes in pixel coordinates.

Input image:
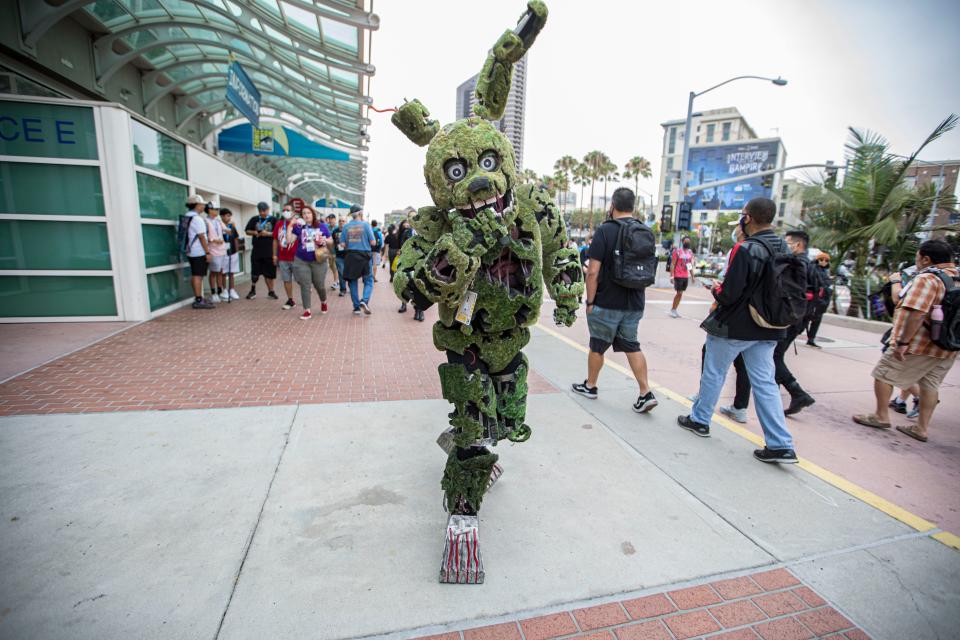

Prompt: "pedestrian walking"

[205,202,227,302]
[273,205,299,310]
[332,215,348,297]
[384,224,400,283]
[220,208,241,300]
[669,236,695,318]
[287,206,331,320]
[245,202,278,299]
[341,204,377,315]
[853,239,958,442]
[324,214,340,290]
[804,252,833,347]
[678,197,803,464]
[370,219,383,281]
[772,230,817,415]
[571,188,658,413]
[396,219,417,315]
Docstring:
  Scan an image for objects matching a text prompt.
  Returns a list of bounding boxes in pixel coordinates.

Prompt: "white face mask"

[282,210,293,220]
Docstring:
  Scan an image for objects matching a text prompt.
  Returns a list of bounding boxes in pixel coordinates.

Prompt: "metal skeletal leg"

[440,514,485,584]
[439,447,498,584]
[492,352,532,443]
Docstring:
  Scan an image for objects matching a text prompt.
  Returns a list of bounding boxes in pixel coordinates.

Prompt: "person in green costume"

[390,1,583,584]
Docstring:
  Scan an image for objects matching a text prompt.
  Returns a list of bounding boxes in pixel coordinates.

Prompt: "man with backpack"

[854,239,958,443]
[370,219,384,282]
[774,230,817,415]
[571,187,658,414]
[181,194,214,309]
[678,197,804,464]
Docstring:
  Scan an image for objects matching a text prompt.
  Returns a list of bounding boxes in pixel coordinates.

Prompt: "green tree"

[622,156,652,197]
[599,160,619,219]
[583,150,609,230]
[553,168,570,215]
[520,168,540,184]
[554,154,578,215]
[804,114,959,316]
[572,163,591,231]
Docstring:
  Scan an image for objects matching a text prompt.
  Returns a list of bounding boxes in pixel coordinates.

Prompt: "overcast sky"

[361,0,960,218]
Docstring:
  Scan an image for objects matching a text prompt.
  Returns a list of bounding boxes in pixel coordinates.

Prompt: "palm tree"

[519,168,539,184]
[554,155,578,216]
[572,163,590,232]
[583,151,609,230]
[541,174,558,196]
[623,156,652,213]
[552,169,570,216]
[599,160,620,217]
[804,114,959,316]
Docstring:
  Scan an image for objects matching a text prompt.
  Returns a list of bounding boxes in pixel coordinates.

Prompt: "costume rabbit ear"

[391,99,439,147]
[474,1,547,121]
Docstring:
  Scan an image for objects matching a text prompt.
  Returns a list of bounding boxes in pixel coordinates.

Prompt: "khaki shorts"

[871,350,955,391]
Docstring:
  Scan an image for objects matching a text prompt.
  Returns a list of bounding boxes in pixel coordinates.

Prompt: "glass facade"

[0,162,105,215]
[0,220,111,270]
[0,101,98,160]
[132,119,187,179]
[137,172,188,220]
[0,275,116,317]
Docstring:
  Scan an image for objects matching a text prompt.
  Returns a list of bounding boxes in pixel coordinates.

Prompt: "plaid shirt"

[891,263,958,359]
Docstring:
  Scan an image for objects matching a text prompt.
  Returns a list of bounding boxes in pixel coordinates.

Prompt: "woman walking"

[805,252,833,347]
[287,206,331,320]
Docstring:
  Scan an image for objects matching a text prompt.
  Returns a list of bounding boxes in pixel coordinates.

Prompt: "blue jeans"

[348,270,374,309]
[692,334,794,450]
[335,256,346,292]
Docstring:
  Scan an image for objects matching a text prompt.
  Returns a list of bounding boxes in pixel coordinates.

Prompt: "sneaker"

[906,397,920,419]
[321,302,328,314]
[398,303,407,313]
[246,289,256,300]
[210,293,221,303]
[669,308,680,318]
[677,415,710,437]
[192,299,214,309]
[229,289,240,300]
[806,340,821,348]
[329,284,338,291]
[360,301,371,315]
[889,398,907,414]
[633,391,658,414]
[687,393,700,403]
[282,299,296,310]
[267,291,279,300]
[753,447,798,464]
[571,380,598,399]
[353,308,362,315]
[338,291,346,297]
[719,405,748,424]
[784,393,816,416]
[300,310,312,320]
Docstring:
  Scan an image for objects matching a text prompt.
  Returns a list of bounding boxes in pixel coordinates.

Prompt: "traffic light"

[660,205,673,233]
[677,201,692,231]
[760,173,774,189]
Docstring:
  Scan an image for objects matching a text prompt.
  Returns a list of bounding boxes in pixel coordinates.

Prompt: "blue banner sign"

[686,140,781,210]
[226,61,260,126]
[217,123,350,161]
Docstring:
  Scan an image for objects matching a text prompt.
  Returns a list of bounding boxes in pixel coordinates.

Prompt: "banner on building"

[218,123,350,161]
[686,140,783,210]
[226,61,261,127]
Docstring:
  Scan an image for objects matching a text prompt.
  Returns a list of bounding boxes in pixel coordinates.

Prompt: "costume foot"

[439,514,484,584]
[436,429,503,490]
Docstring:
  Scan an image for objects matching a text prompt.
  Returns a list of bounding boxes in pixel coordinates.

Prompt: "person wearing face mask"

[678,197,798,464]
[669,236,695,318]
[273,205,299,310]
[804,252,833,347]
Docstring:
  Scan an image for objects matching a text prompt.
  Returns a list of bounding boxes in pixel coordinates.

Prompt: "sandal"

[896,425,928,442]
[852,413,891,429]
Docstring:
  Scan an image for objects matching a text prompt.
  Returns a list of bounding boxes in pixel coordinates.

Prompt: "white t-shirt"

[186,212,207,258]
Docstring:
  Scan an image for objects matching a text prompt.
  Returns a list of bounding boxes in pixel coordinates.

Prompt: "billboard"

[218,123,350,161]
[226,61,260,127]
[686,140,782,210]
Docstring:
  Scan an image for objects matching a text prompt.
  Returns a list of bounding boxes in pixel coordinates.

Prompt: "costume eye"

[445,159,467,182]
[479,151,500,171]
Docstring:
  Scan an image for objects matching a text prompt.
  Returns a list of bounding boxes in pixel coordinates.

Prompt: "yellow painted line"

[933,531,960,550]
[535,322,954,546]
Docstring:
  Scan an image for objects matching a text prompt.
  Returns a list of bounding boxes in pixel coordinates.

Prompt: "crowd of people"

[185,189,957,453]
[570,188,957,461]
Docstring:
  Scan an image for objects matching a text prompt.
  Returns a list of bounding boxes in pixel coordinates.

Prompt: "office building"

[455,55,527,170]
[904,161,960,231]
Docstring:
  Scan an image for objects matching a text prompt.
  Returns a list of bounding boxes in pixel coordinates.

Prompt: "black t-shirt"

[245,215,276,258]
[385,232,401,253]
[588,219,646,311]
[331,226,345,257]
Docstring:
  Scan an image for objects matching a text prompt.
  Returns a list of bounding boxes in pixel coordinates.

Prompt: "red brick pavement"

[0,279,555,415]
[414,569,868,640]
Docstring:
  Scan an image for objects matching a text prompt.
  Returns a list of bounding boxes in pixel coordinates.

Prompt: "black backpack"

[929,271,960,351]
[609,218,657,289]
[745,235,809,329]
[177,213,199,257]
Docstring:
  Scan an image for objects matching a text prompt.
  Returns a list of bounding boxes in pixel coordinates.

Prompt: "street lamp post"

[675,75,787,249]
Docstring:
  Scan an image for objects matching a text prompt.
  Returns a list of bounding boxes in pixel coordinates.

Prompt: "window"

[667,157,674,171]
[131,120,186,179]
[722,122,731,141]
[664,177,672,191]
[700,212,708,222]
[706,123,715,143]
[779,203,786,217]
[663,195,670,205]
[667,127,677,154]
[781,185,789,198]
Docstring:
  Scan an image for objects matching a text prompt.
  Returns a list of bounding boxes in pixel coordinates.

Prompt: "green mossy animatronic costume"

[390,1,583,584]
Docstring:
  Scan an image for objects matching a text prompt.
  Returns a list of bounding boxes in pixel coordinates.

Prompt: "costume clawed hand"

[391,0,583,584]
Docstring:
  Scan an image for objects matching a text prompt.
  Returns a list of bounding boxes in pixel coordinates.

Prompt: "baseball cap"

[257,201,270,211]
[186,194,205,205]
[349,204,362,214]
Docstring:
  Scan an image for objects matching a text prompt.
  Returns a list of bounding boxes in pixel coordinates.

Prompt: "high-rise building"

[455,55,527,170]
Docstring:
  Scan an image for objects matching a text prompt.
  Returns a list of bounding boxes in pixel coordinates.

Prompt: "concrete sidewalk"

[1,325,957,639]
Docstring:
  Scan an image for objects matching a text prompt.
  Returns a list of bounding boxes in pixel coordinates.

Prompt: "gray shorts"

[225,253,240,274]
[208,254,226,273]
[278,260,295,282]
[586,305,643,354]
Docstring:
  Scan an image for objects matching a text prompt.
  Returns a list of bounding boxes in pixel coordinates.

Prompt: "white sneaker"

[210,293,221,303]
[669,308,680,318]
[719,405,748,424]
[229,289,240,300]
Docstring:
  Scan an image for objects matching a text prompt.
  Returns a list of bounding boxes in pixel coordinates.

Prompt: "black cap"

[257,201,270,211]
[349,204,362,214]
